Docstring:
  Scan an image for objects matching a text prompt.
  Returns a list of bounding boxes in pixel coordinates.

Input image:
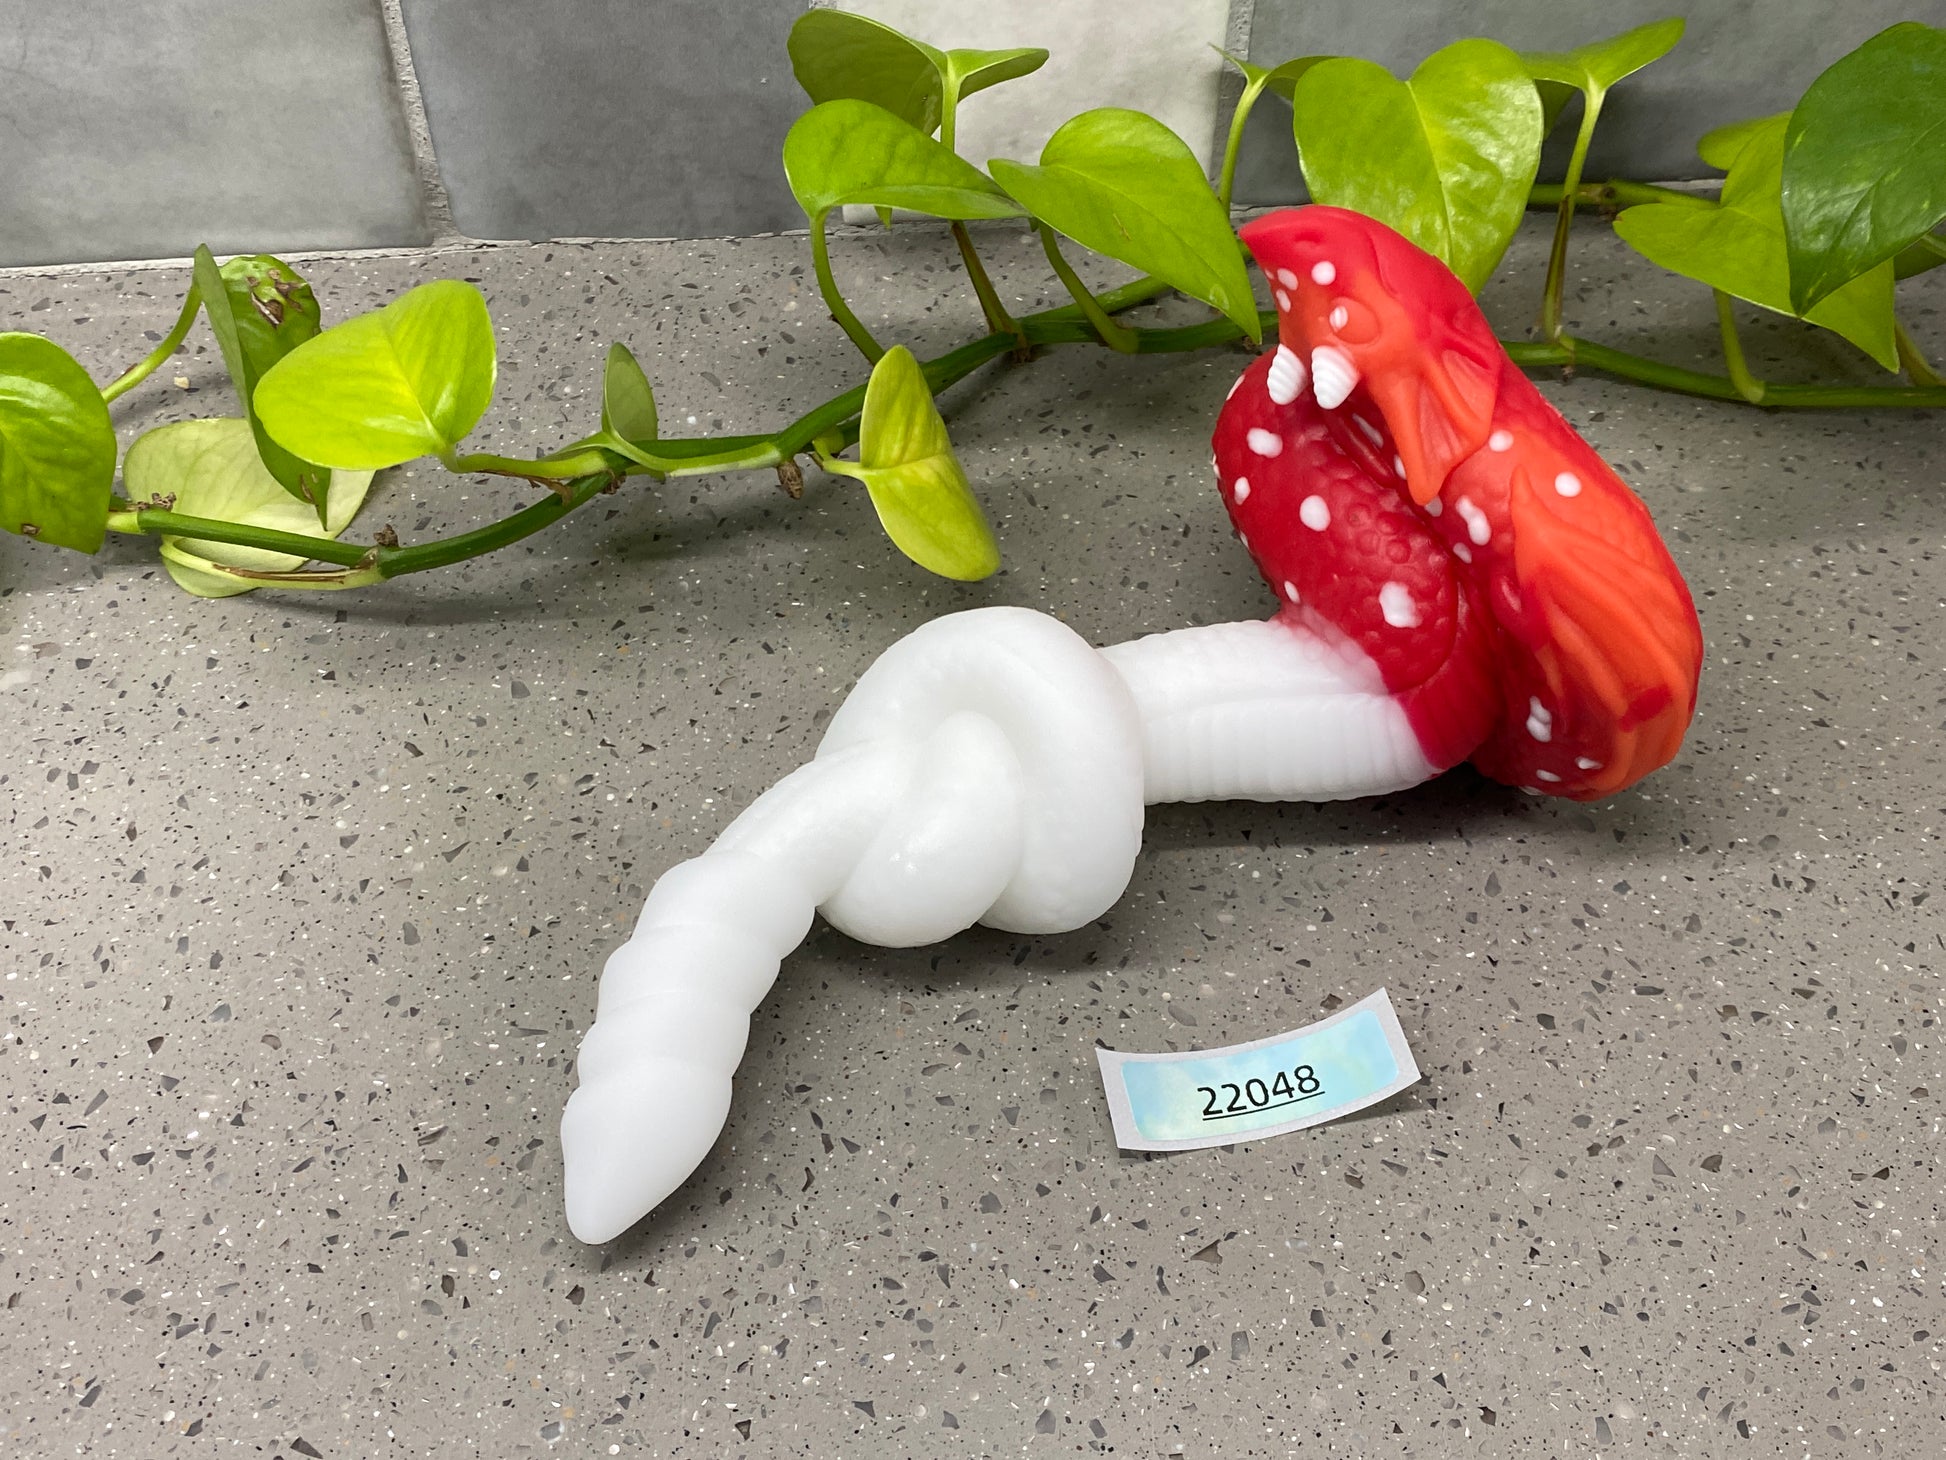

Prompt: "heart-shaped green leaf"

[788,8,942,134]
[1290,40,1544,294]
[126,418,375,598]
[1520,17,1684,101]
[785,100,1023,224]
[1523,18,1682,152]
[820,345,998,581]
[0,332,117,553]
[989,108,1259,340]
[933,45,1048,104]
[1614,115,1898,369]
[254,279,497,471]
[1782,21,1946,313]
[194,247,330,518]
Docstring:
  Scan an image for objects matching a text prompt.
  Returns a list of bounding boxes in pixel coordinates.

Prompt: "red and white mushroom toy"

[560,207,1704,1243]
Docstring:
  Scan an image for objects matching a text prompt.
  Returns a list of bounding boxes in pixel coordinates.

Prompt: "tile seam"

[378,0,465,246]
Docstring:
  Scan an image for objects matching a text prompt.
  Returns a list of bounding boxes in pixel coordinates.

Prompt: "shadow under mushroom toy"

[560,206,1705,1244]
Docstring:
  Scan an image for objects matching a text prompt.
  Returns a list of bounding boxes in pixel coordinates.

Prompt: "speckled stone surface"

[1,220,1941,1457]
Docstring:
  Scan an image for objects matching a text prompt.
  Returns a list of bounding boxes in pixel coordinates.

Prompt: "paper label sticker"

[1094,989,1420,1152]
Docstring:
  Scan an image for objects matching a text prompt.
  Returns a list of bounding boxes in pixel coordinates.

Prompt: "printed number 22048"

[1197,1066,1322,1121]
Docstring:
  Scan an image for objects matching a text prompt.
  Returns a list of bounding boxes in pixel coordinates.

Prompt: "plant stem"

[1217,75,1270,213]
[938,75,961,155]
[809,213,885,363]
[1713,292,1767,404]
[1506,335,1946,408]
[105,508,371,566]
[445,449,618,482]
[1036,273,1174,323]
[448,447,619,481]
[1895,319,1943,387]
[100,289,199,404]
[950,221,1023,345]
[98,337,1019,587]
[1540,89,1605,342]
[1527,179,1713,210]
[1037,225,1138,353]
[377,472,611,577]
[660,439,787,477]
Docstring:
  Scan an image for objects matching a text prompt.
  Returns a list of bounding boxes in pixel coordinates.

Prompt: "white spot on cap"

[1535,769,1561,783]
[1311,261,1336,285]
[1267,345,1307,405]
[1329,305,1350,330]
[1299,495,1330,530]
[1310,346,1359,409]
[1237,531,1249,550]
[1275,268,1299,289]
[1455,495,1491,546]
[1575,756,1602,771]
[1452,542,1472,563]
[1424,494,1442,517]
[1283,580,1300,603]
[1352,414,1383,446]
[1526,696,1553,742]
[1554,471,1582,497]
[1275,289,1292,310]
[1488,430,1514,452]
[1378,582,1420,628]
[1246,428,1283,458]
[1226,375,1243,400]
[1394,453,1408,479]
[1233,477,1251,504]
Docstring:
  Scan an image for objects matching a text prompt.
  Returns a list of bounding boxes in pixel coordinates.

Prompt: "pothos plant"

[1,12,1941,595]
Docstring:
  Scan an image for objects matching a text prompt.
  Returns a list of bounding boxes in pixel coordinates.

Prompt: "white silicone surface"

[562,606,1440,1242]
[1100,618,1436,803]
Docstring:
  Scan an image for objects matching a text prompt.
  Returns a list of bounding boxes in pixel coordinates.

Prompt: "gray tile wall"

[0,2,1922,266]
[1233,0,1924,204]
[0,0,430,268]
[395,0,810,243]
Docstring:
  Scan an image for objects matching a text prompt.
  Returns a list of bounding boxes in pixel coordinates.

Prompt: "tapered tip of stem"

[560,1069,733,1243]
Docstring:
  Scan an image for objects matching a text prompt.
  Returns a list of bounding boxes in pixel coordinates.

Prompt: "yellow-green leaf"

[990,108,1259,340]
[822,346,998,581]
[1289,40,1543,294]
[1614,114,1898,370]
[0,333,117,553]
[785,100,1023,223]
[255,280,496,470]
[126,418,374,597]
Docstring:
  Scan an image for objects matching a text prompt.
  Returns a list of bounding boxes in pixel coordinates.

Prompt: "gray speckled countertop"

[1,220,1940,1458]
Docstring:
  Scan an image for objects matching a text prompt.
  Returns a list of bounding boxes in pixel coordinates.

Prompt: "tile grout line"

[377,0,465,247]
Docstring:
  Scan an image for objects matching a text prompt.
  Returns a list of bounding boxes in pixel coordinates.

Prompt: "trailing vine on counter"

[1,12,1941,595]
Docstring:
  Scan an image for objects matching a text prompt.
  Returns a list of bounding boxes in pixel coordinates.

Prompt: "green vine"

[2,11,1940,593]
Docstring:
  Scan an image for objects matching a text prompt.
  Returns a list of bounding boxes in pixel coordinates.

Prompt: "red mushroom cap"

[1216,207,1704,800]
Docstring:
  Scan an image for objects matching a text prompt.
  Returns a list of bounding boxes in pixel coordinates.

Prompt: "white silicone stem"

[1100,618,1435,803]
[561,606,1434,1242]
